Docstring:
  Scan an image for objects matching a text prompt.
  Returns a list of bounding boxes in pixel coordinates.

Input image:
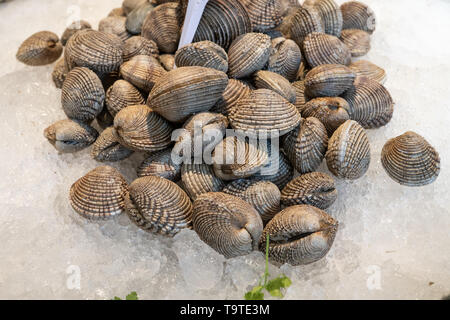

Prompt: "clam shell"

[137,149,181,181]
[283,117,329,174]
[342,76,394,129]
[123,36,159,62]
[175,41,228,72]
[98,16,132,42]
[281,172,337,209]
[44,119,98,153]
[304,0,343,37]
[267,37,302,82]
[96,108,114,129]
[159,54,175,71]
[210,79,252,115]
[61,67,105,122]
[381,132,440,186]
[181,163,226,200]
[253,145,294,189]
[120,55,167,92]
[69,166,128,220]
[340,29,370,57]
[141,2,181,53]
[126,1,154,34]
[292,80,310,113]
[245,0,284,32]
[253,70,297,103]
[16,31,63,66]
[113,104,173,152]
[326,120,370,179]
[229,89,301,138]
[192,192,263,258]
[108,8,126,17]
[341,1,376,34]
[260,204,338,265]
[223,179,281,223]
[348,60,386,84]
[147,66,229,123]
[106,80,145,117]
[122,0,147,15]
[304,64,356,97]
[280,6,323,47]
[303,32,351,68]
[228,33,272,79]
[61,20,92,46]
[91,127,133,162]
[52,58,68,89]
[125,176,193,236]
[65,29,123,73]
[301,97,350,136]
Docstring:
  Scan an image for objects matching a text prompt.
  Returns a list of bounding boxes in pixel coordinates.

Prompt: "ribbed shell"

[192,0,252,50]
[253,71,296,103]
[302,97,350,136]
[120,55,167,92]
[223,179,281,223]
[98,16,132,42]
[260,204,338,265]
[141,2,181,53]
[65,29,123,73]
[159,54,175,71]
[175,41,228,72]
[126,1,154,34]
[69,166,128,220]
[44,119,98,153]
[348,60,386,84]
[113,105,173,152]
[106,80,145,117]
[267,37,302,82]
[192,192,264,258]
[340,29,370,57]
[211,79,252,115]
[123,36,159,62]
[304,0,343,37]
[303,32,351,68]
[228,33,272,79]
[122,0,147,15]
[304,64,356,97]
[381,132,440,187]
[91,127,133,162]
[229,89,301,138]
[61,20,92,46]
[245,0,284,32]
[125,176,193,236]
[212,136,269,180]
[341,1,376,34]
[137,149,181,181]
[181,163,226,200]
[283,117,329,174]
[16,31,63,66]
[281,6,323,47]
[253,147,294,190]
[147,66,229,123]
[292,80,309,113]
[281,172,337,209]
[342,76,394,129]
[326,120,370,179]
[61,67,105,122]
[52,58,68,89]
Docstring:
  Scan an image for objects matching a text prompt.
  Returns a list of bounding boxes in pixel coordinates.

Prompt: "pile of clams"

[17,0,440,268]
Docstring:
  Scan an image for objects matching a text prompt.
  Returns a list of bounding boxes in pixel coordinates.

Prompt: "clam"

[210,79,252,115]
[137,149,181,181]
[245,0,284,32]
[341,1,376,34]
[113,104,173,152]
[342,76,394,129]
[304,64,356,98]
[120,55,167,92]
[65,29,123,73]
[98,16,132,42]
[229,89,301,138]
[348,60,386,84]
[44,119,98,153]
[52,58,68,89]
[122,0,147,15]
[292,80,309,113]
[281,172,337,209]
[303,32,351,68]
[267,37,302,82]
[126,1,154,34]
[253,145,294,190]
[260,204,338,265]
[280,6,323,47]
[381,132,440,186]
[91,127,133,162]
[123,36,159,62]
[16,31,63,66]
[96,108,114,129]
[125,176,193,236]
[106,80,145,117]
[304,0,343,37]
[61,67,105,123]
[192,192,264,258]
[223,179,281,223]
[301,97,350,136]
[69,166,128,220]
[141,2,181,53]
[326,120,370,179]
[147,66,228,123]
[283,117,329,174]
[175,41,228,72]
[61,20,92,46]
[253,70,297,103]
[228,33,272,79]
[159,54,175,71]
[181,163,226,200]
[108,7,126,17]
[340,29,371,57]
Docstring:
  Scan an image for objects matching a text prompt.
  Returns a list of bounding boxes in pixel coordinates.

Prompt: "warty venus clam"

[16,31,63,66]
[91,127,133,162]
[175,41,228,72]
[44,119,98,153]
[303,32,352,68]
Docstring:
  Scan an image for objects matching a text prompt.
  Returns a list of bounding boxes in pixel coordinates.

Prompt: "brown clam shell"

[304,64,356,97]
[61,20,92,46]
[137,149,181,181]
[340,29,370,57]
[253,71,296,103]
[181,163,226,200]
[348,60,386,84]
[210,79,252,115]
[280,6,323,47]
[341,1,376,34]
[126,1,154,34]
[175,41,228,72]
[106,80,145,117]
[159,54,175,71]
[245,0,284,32]
[304,0,343,37]
[120,55,167,92]
[91,127,133,162]
[52,58,68,89]
[108,8,126,17]
[267,37,302,82]
[44,119,98,153]
[123,36,159,62]
[292,80,310,114]
[98,16,132,42]
[303,32,351,68]
[122,0,147,15]
[16,31,63,66]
